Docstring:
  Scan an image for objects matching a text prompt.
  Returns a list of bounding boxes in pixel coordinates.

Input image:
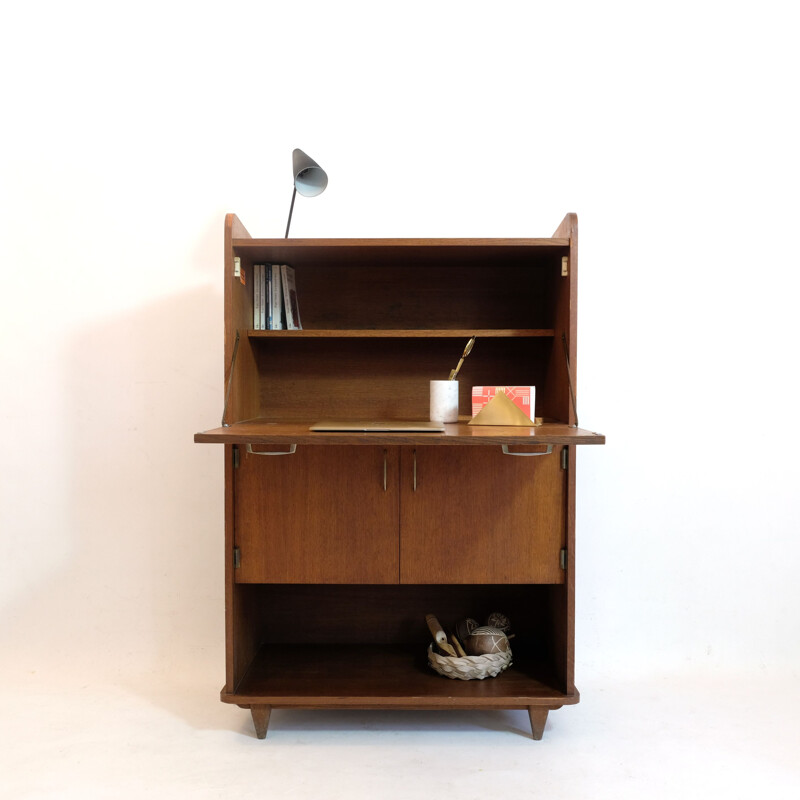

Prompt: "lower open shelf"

[222,643,579,709]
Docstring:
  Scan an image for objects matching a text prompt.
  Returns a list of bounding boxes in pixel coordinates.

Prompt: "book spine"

[281,264,302,330]
[265,264,272,330]
[271,263,284,329]
[258,264,267,331]
[253,264,262,330]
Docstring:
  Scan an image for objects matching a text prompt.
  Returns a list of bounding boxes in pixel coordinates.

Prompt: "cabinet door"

[234,445,399,583]
[399,445,565,584]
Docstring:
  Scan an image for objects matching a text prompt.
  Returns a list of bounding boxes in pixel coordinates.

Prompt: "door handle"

[246,444,297,456]
[501,445,553,456]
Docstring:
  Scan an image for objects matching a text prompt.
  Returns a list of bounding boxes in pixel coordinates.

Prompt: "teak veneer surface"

[233,583,564,644]
[247,336,550,423]
[247,328,556,338]
[232,444,567,584]
[195,421,605,446]
[400,445,566,584]
[234,446,399,584]
[204,213,604,739]
[224,644,579,708]
[232,237,570,258]
[234,239,564,333]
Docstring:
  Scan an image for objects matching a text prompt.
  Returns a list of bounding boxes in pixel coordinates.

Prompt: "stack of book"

[253,264,302,330]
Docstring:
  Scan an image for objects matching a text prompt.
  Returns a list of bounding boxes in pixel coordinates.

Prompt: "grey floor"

[4,665,798,799]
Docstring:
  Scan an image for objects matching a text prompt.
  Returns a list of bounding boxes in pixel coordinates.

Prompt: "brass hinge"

[233,445,240,469]
[561,447,568,470]
[234,256,241,278]
[560,548,567,570]
[561,256,568,277]
[233,547,241,569]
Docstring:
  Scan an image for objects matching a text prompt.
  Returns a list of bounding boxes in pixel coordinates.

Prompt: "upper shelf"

[231,237,570,270]
[194,420,605,447]
[234,237,570,249]
[247,329,556,339]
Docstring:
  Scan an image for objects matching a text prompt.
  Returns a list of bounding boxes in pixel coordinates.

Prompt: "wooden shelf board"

[247,329,556,339]
[223,644,578,708]
[230,238,570,270]
[195,421,605,446]
[234,237,570,249]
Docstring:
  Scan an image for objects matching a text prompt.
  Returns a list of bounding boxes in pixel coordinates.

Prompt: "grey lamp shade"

[292,148,328,197]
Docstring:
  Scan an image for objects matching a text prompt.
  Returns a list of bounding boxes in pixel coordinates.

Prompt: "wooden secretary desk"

[194,212,605,740]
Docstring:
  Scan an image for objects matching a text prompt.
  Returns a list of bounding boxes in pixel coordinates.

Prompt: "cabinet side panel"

[224,215,260,424]
[225,445,234,691]
[223,217,263,688]
[539,214,577,424]
[225,445,264,691]
[543,445,576,694]
[565,445,576,692]
[543,216,578,690]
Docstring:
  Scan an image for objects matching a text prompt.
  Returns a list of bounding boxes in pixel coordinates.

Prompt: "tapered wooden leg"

[528,707,549,740]
[250,705,271,739]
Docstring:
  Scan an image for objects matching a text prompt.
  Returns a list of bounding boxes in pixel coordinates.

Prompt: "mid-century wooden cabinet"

[195,213,604,740]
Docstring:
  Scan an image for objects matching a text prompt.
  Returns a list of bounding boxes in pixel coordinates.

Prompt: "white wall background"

[1,0,798,795]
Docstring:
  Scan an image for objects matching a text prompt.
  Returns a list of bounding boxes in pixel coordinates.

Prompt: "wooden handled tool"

[425,614,457,657]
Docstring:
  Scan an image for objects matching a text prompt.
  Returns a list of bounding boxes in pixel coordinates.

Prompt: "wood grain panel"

[251,337,549,423]
[232,238,570,269]
[247,329,556,338]
[538,213,578,423]
[223,643,579,707]
[294,262,556,331]
[236,583,557,644]
[196,421,606,447]
[234,446,399,583]
[400,446,566,584]
[203,214,602,732]
[223,214,260,424]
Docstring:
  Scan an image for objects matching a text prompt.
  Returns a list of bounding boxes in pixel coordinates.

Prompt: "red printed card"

[471,386,536,418]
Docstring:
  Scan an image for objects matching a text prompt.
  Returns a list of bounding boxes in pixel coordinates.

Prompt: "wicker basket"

[427,644,512,680]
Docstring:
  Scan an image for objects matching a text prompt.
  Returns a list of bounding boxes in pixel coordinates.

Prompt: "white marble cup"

[430,380,459,423]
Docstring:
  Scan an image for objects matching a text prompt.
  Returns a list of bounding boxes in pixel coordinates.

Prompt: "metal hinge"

[234,256,241,278]
[561,256,568,277]
[560,548,567,570]
[561,447,568,470]
[233,547,241,569]
[233,445,240,469]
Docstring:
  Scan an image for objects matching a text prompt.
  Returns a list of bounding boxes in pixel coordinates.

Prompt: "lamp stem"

[285,186,297,238]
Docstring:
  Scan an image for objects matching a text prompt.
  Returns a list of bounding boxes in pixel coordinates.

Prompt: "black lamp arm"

[285,186,297,238]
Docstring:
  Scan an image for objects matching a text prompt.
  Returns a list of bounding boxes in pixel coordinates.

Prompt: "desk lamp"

[285,148,328,237]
